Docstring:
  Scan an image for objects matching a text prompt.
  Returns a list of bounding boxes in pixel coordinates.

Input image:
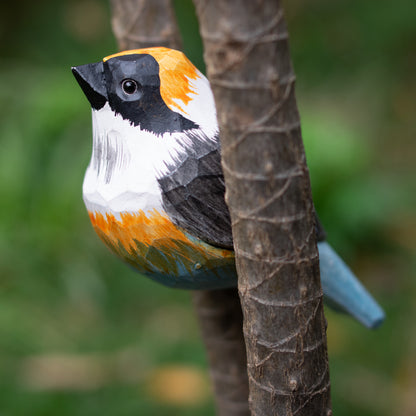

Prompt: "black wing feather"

[157,131,233,249]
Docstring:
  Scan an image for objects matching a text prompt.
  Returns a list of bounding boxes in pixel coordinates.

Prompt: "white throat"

[83,103,187,218]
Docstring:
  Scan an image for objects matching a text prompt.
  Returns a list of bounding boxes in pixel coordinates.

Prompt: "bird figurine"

[72,47,385,329]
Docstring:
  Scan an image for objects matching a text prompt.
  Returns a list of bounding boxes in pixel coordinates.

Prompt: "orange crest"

[104,47,200,113]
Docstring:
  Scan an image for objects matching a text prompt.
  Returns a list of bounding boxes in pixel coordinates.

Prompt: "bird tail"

[317,241,385,329]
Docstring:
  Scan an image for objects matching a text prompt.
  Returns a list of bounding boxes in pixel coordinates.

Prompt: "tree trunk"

[109,2,250,414]
[193,1,332,415]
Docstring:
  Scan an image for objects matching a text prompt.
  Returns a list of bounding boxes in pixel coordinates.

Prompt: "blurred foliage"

[0,0,414,415]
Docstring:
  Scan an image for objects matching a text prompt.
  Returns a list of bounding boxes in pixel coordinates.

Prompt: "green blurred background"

[0,0,414,414]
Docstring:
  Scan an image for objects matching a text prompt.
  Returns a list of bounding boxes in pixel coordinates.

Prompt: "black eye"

[121,79,139,95]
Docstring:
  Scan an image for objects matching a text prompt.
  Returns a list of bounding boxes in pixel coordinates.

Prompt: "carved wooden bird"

[72,47,384,328]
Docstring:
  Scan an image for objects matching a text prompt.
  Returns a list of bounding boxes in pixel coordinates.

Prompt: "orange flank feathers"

[88,210,234,280]
[104,47,200,114]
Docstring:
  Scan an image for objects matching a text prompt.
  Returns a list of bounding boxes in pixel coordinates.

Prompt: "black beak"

[72,62,107,110]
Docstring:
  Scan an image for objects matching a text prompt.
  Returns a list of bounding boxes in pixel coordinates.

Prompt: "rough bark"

[110,0,182,50]
[109,2,250,414]
[193,1,332,415]
[192,289,250,416]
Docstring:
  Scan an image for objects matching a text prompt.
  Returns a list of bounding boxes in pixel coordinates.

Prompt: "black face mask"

[72,54,198,136]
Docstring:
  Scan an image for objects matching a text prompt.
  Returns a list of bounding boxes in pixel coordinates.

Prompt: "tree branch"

[192,289,250,416]
[193,1,332,414]
[110,0,182,50]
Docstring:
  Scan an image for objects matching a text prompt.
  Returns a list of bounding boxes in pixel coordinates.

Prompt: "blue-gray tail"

[318,241,385,329]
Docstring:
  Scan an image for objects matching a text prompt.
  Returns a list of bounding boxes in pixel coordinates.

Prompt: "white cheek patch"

[172,71,219,140]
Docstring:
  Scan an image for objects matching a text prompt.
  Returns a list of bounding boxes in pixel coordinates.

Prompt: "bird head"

[72,47,218,138]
